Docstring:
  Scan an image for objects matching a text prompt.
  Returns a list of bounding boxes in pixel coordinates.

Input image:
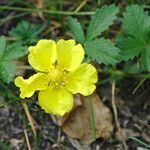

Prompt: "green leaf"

[141,47,150,71]
[123,61,141,74]
[9,21,45,44]
[3,42,28,60]
[122,4,149,39]
[0,61,16,83]
[67,16,85,44]
[0,36,6,57]
[116,35,142,61]
[85,38,120,65]
[86,5,119,41]
[116,5,150,71]
[0,37,27,83]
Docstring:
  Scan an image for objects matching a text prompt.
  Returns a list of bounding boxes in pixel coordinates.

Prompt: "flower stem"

[88,96,96,140]
[22,102,37,138]
[111,80,128,150]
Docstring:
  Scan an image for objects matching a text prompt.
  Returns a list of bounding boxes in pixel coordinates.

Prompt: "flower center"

[48,66,67,88]
[50,68,62,82]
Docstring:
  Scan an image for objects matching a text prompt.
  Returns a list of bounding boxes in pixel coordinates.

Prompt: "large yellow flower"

[15,39,97,116]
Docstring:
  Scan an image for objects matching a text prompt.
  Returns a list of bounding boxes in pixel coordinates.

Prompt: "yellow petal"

[15,73,49,98]
[69,44,85,71]
[66,63,98,96]
[38,87,73,116]
[56,39,84,71]
[28,39,56,72]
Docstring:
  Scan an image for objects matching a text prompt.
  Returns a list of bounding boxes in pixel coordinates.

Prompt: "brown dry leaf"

[56,93,113,145]
[56,94,82,126]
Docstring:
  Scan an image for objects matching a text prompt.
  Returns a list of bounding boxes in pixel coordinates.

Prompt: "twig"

[132,78,146,94]
[22,102,37,138]
[130,137,150,149]
[74,0,87,12]
[0,12,29,27]
[24,129,32,150]
[111,81,128,150]
[0,6,94,16]
[0,5,149,17]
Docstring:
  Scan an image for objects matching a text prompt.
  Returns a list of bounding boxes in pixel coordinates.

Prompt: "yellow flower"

[15,39,97,116]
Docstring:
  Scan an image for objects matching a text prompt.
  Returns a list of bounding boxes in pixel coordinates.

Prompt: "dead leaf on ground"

[56,93,113,145]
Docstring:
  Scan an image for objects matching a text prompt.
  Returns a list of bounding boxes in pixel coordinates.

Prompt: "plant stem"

[98,68,150,79]
[88,96,96,140]
[0,6,94,16]
[132,78,146,94]
[130,137,150,149]
[111,81,128,150]
[22,102,37,138]
[0,81,37,139]
[74,0,87,12]
[0,12,29,27]
[24,129,32,150]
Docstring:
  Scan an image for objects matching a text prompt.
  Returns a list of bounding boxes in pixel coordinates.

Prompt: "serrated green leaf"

[0,61,16,83]
[0,36,6,57]
[85,38,120,65]
[0,37,27,83]
[3,43,27,60]
[123,4,149,39]
[9,21,45,44]
[116,35,142,61]
[116,5,150,71]
[86,5,119,41]
[68,16,85,44]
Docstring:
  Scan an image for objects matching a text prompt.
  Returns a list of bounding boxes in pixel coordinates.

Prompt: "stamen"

[48,64,68,88]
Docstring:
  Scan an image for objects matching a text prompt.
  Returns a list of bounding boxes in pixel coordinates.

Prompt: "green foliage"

[9,21,45,44]
[67,16,85,44]
[116,5,150,71]
[0,36,27,83]
[85,38,120,65]
[0,36,6,56]
[86,4,119,42]
[0,141,11,150]
[123,61,141,74]
[68,5,120,66]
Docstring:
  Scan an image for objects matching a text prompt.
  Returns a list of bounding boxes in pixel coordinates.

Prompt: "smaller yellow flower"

[15,39,97,116]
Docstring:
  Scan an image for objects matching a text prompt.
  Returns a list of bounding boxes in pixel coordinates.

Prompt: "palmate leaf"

[86,5,119,42]
[67,16,85,44]
[0,36,27,83]
[9,21,45,44]
[85,38,120,65]
[116,5,150,71]
[67,5,120,66]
